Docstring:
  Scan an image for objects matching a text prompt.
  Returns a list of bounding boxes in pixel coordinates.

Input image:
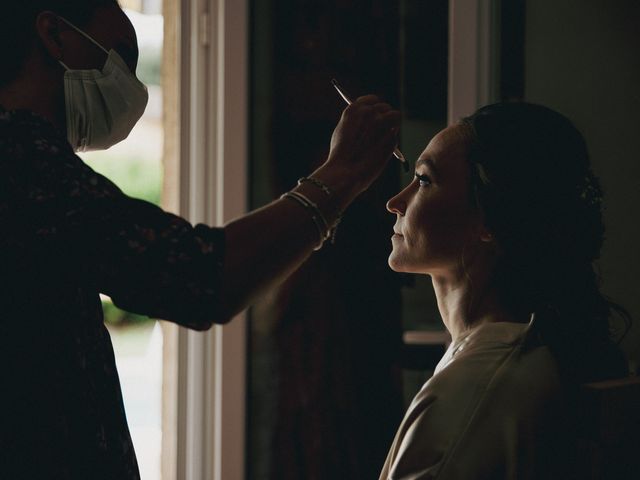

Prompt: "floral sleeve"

[2,110,226,330]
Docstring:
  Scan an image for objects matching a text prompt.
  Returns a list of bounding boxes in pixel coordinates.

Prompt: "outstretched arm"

[218,95,401,322]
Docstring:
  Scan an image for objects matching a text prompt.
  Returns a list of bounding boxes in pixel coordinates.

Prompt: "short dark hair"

[0,0,118,87]
[461,102,629,383]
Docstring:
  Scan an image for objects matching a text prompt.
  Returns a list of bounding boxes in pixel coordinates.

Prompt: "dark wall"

[249,1,406,479]
[524,0,640,368]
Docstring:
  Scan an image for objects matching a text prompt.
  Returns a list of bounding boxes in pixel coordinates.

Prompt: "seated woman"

[380,103,628,479]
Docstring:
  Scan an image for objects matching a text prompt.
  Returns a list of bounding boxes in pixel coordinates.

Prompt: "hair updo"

[0,0,118,87]
[460,102,628,383]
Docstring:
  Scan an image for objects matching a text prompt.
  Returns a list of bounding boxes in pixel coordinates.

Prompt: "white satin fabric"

[380,317,566,479]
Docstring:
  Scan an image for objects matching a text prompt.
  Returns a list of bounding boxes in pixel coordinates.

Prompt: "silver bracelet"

[297,177,332,197]
[295,179,342,243]
[287,191,330,232]
[328,213,342,244]
[281,192,329,250]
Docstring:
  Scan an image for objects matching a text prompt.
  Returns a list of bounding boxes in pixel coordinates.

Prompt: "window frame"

[163,1,499,478]
[168,1,248,479]
[448,0,500,122]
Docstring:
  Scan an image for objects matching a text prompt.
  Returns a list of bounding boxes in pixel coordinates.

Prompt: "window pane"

[80,5,165,479]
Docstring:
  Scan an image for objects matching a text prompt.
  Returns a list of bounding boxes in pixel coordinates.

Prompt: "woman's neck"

[429,250,515,342]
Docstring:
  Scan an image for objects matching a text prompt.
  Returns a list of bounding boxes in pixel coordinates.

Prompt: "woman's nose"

[386,193,406,215]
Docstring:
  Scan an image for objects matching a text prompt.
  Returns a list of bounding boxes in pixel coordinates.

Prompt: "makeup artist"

[0,1,401,478]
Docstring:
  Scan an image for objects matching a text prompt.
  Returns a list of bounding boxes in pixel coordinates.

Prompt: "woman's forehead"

[418,125,470,170]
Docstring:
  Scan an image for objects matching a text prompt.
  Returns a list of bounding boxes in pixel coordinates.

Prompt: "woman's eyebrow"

[416,157,438,176]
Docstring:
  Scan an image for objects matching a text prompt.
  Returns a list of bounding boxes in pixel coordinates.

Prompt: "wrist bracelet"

[297,177,333,197]
[287,191,330,232]
[296,177,342,243]
[281,192,329,250]
[329,212,342,244]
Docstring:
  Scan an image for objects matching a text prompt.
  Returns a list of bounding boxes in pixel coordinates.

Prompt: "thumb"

[381,127,400,156]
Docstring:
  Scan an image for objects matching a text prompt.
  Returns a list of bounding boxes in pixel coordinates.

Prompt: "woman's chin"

[388,253,433,274]
[388,254,409,272]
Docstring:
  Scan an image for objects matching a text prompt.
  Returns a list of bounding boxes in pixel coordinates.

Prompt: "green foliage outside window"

[81,30,163,325]
[84,154,162,205]
[137,44,162,87]
[102,299,150,325]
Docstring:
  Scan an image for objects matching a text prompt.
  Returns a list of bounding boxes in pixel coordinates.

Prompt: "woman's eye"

[415,173,432,187]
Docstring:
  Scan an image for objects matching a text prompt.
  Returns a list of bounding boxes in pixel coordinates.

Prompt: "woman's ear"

[473,209,493,243]
[479,226,494,243]
[34,11,64,61]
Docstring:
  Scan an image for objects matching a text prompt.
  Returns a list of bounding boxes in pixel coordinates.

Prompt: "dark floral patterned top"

[0,107,225,479]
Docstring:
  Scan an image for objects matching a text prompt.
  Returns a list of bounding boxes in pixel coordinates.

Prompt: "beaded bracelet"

[287,191,330,232]
[281,191,330,250]
[297,177,343,240]
[297,177,332,197]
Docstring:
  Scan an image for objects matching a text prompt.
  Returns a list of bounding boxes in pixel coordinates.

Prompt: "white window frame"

[165,1,500,478]
[174,1,248,479]
[448,0,501,123]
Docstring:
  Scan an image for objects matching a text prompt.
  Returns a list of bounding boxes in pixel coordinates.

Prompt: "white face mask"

[58,17,149,152]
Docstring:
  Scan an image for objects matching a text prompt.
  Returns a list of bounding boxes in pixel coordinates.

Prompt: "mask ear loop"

[57,15,110,56]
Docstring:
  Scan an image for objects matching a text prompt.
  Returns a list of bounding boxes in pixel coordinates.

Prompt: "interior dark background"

[247,1,640,478]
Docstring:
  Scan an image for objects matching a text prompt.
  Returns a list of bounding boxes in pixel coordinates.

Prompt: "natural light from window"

[79,1,164,478]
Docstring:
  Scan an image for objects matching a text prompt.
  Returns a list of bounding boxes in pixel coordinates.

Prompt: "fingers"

[327,93,403,191]
[339,101,401,153]
[353,95,393,114]
[374,103,393,114]
[334,92,401,159]
[378,109,402,130]
[344,99,398,122]
[353,94,380,105]
[379,125,401,151]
